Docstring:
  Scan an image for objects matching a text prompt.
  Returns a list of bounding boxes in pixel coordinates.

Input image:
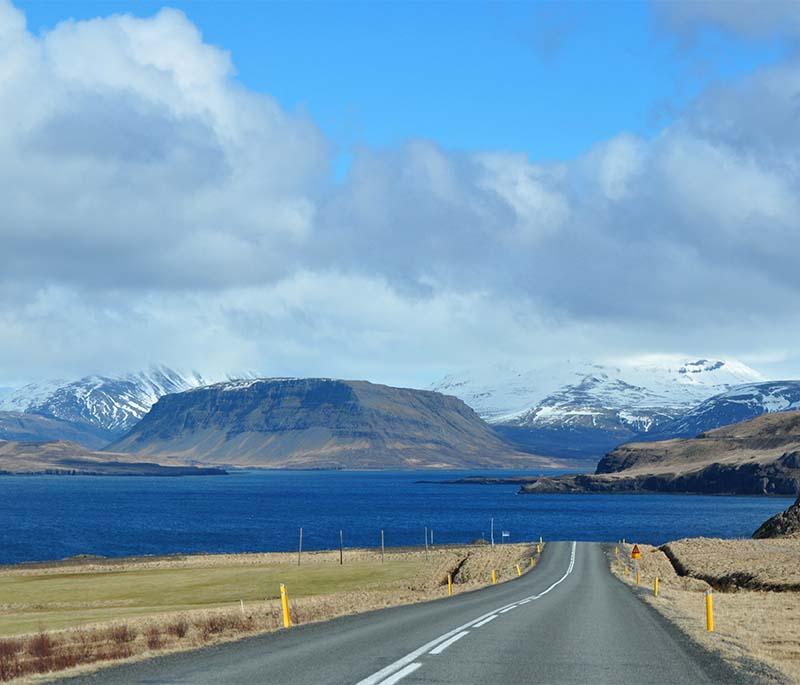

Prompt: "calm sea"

[0,470,793,565]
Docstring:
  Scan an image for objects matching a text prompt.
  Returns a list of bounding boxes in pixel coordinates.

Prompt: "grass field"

[0,543,537,682]
[0,554,426,636]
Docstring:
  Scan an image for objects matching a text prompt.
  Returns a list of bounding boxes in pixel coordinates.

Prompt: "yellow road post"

[636,569,640,586]
[654,576,659,597]
[448,574,453,597]
[706,590,714,632]
[491,569,497,584]
[516,564,522,577]
[280,583,292,628]
[536,543,541,554]
[614,545,619,557]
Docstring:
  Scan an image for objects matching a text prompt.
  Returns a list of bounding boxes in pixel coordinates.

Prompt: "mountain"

[109,378,562,470]
[0,411,110,449]
[510,411,800,495]
[0,440,225,476]
[651,381,800,439]
[0,367,208,445]
[432,358,765,459]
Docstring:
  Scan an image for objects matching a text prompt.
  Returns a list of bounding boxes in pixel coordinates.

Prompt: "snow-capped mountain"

[0,366,209,438]
[432,357,766,459]
[652,381,800,439]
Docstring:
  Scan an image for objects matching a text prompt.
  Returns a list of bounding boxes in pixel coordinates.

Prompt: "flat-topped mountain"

[109,378,559,470]
[512,411,800,495]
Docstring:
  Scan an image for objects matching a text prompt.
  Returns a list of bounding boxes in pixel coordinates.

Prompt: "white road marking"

[375,662,422,685]
[498,606,517,614]
[355,542,577,685]
[428,631,469,655]
[518,599,531,605]
[473,615,498,627]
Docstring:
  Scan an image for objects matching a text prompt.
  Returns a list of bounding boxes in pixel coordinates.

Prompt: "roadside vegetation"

[611,539,800,683]
[0,542,539,682]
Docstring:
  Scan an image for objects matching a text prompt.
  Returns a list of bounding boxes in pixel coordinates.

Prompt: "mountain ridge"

[109,377,563,470]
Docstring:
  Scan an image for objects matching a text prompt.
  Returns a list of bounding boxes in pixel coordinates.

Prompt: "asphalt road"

[59,542,763,684]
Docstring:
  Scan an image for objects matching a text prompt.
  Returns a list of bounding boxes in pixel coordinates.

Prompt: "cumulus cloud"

[2,0,800,385]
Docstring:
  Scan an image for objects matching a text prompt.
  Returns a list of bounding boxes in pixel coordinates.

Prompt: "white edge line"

[428,631,469,655]
[473,615,498,628]
[498,606,517,614]
[355,542,577,685]
[376,662,422,685]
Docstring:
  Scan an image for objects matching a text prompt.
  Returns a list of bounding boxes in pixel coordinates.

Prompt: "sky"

[2,0,800,387]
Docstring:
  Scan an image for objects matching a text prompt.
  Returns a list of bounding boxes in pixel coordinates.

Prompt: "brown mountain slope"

[108,378,560,470]
[0,440,224,476]
[514,411,800,495]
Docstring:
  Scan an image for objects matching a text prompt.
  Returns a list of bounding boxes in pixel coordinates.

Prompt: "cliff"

[515,411,800,495]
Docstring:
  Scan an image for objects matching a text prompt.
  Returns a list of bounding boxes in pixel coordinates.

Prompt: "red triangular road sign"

[631,544,641,558]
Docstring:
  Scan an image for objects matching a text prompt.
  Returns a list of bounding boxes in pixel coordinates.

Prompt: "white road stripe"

[375,662,422,685]
[498,606,517,613]
[518,599,531,605]
[472,615,498,628]
[428,631,469,655]
[355,541,577,685]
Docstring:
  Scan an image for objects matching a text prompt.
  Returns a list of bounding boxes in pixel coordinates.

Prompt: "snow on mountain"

[0,366,211,436]
[432,357,766,459]
[654,381,800,438]
[432,357,764,427]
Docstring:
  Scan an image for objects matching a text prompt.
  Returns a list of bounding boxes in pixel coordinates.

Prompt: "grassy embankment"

[611,538,800,683]
[0,543,539,682]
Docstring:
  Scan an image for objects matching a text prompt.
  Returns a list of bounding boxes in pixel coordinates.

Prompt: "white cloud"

[2,0,800,385]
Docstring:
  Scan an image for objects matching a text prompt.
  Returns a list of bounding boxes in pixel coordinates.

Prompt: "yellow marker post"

[636,569,640,586]
[614,545,619,557]
[536,543,541,554]
[280,583,292,628]
[706,591,714,632]
[654,576,659,597]
[516,564,522,577]
[491,569,497,584]
[448,574,453,597]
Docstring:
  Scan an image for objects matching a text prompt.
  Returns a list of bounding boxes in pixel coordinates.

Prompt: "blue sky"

[3,0,800,384]
[19,1,784,167]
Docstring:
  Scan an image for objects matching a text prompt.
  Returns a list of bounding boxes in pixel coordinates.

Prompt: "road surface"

[59,542,762,684]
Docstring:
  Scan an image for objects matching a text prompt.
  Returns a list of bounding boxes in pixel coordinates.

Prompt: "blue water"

[0,471,793,565]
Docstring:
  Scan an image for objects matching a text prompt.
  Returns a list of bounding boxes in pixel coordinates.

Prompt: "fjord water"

[1,471,793,565]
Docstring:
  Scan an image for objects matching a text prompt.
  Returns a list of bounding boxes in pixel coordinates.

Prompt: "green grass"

[0,558,425,636]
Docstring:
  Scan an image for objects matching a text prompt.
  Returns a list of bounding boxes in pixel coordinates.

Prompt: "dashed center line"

[428,631,469,655]
[357,542,577,685]
[377,663,422,685]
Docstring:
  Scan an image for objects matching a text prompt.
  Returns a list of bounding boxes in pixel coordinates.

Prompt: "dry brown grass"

[0,543,540,683]
[611,542,800,683]
[662,537,800,591]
